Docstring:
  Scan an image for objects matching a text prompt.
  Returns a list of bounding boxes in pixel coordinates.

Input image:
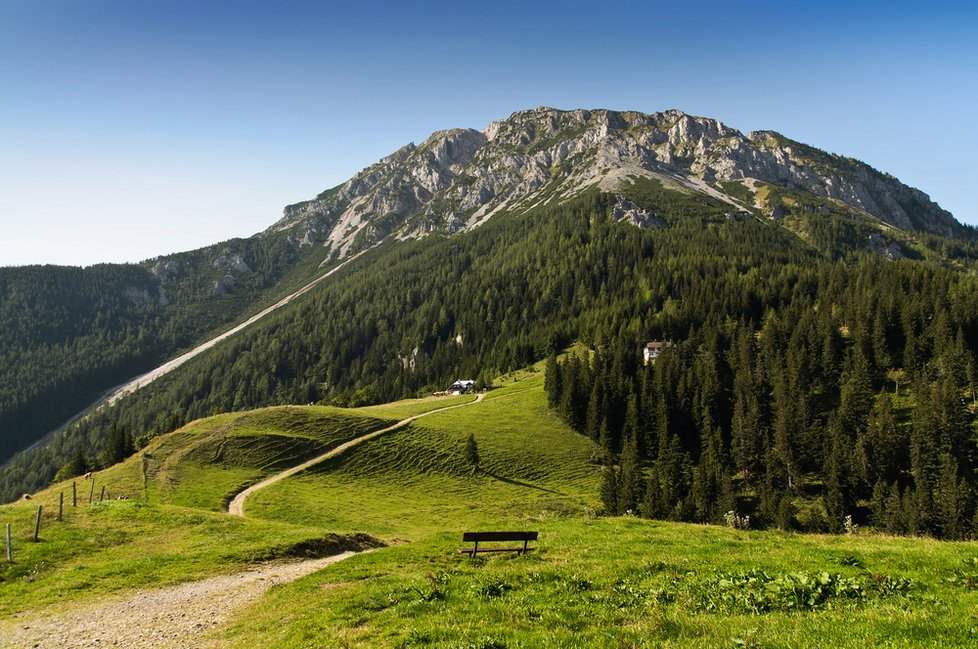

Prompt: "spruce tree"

[617,431,643,514]
[600,465,619,515]
[464,433,480,473]
[640,470,664,519]
[544,353,560,407]
[870,480,887,528]
[884,482,905,534]
[935,453,966,540]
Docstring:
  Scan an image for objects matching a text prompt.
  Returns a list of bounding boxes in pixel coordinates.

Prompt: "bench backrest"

[462,531,538,542]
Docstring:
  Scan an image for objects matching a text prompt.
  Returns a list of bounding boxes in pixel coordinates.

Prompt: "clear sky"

[1,0,976,267]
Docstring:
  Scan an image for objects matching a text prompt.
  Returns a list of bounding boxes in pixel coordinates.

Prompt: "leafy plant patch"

[592,563,915,616]
[946,557,978,590]
[698,570,867,613]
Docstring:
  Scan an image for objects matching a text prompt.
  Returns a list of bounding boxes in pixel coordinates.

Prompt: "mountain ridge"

[268,106,965,259]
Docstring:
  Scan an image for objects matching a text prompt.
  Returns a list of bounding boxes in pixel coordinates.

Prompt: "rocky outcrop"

[868,232,905,260]
[266,107,964,257]
[212,275,235,297]
[612,196,665,230]
[213,252,252,274]
[150,259,180,280]
[122,286,153,305]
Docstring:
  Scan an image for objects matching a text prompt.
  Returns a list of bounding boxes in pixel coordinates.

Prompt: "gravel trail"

[0,553,356,649]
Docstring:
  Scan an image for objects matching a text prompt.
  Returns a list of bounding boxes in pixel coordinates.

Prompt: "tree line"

[546,256,978,538]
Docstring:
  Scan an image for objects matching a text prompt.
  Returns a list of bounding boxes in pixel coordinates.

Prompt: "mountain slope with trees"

[2,107,977,508]
[0,230,338,470]
[5,179,978,512]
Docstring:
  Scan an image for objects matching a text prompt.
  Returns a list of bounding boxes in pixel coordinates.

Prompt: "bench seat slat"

[461,531,538,542]
[459,530,538,557]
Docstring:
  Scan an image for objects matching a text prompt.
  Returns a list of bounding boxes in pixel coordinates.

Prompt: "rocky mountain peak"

[267,107,965,257]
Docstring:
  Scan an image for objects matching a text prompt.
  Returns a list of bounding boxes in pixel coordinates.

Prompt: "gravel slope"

[0,553,356,648]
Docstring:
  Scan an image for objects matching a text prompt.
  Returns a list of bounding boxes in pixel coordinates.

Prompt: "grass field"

[246,372,599,538]
[221,518,978,648]
[74,405,397,510]
[2,366,978,647]
[355,393,477,420]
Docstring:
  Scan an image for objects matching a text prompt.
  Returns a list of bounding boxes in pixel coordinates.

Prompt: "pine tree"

[640,469,664,519]
[935,453,966,540]
[907,486,933,536]
[464,433,480,473]
[884,482,905,534]
[823,417,854,530]
[544,353,560,407]
[870,480,887,528]
[872,306,893,372]
[617,431,643,514]
[54,444,89,481]
[622,392,640,456]
[600,465,619,515]
[692,409,726,523]
[585,381,603,442]
[864,391,904,486]
[910,381,938,487]
[69,444,88,476]
[102,421,131,467]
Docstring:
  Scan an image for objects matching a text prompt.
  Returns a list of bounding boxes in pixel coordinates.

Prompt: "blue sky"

[1,1,976,266]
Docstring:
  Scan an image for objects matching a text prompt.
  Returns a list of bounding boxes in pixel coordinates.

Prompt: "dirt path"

[228,393,485,516]
[0,552,358,649]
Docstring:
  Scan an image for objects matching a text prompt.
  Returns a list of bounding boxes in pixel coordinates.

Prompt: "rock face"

[268,107,964,256]
[213,251,252,274]
[212,275,236,297]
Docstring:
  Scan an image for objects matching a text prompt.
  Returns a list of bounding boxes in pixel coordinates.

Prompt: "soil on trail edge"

[0,553,358,649]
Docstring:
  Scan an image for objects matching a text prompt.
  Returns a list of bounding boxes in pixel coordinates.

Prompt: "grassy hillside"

[89,405,397,510]
[222,518,978,648]
[247,370,600,537]
[2,371,977,647]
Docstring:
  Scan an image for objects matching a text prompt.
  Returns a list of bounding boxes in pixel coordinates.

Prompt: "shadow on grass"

[482,470,564,495]
[231,532,385,562]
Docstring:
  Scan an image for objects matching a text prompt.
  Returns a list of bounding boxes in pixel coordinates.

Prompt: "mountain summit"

[270,107,963,257]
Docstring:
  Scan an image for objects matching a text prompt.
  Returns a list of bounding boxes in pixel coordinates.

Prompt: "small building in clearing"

[449,379,476,395]
[643,341,673,364]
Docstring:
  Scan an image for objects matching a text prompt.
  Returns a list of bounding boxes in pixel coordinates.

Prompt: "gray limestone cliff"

[267,107,964,256]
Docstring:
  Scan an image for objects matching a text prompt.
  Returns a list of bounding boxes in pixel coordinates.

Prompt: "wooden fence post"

[33,505,42,542]
[142,455,149,500]
[89,479,95,504]
[99,485,106,502]
[58,491,64,521]
[72,481,77,507]
[5,523,11,562]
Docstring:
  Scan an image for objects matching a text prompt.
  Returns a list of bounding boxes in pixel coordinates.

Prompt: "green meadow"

[2,368,977,647]
[222,519,978,648]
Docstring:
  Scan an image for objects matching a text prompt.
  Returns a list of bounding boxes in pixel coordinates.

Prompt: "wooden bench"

[458,531,538,557]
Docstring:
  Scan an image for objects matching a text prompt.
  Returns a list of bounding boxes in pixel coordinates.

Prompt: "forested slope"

[5,182,978,505]
[0,229,333,471]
